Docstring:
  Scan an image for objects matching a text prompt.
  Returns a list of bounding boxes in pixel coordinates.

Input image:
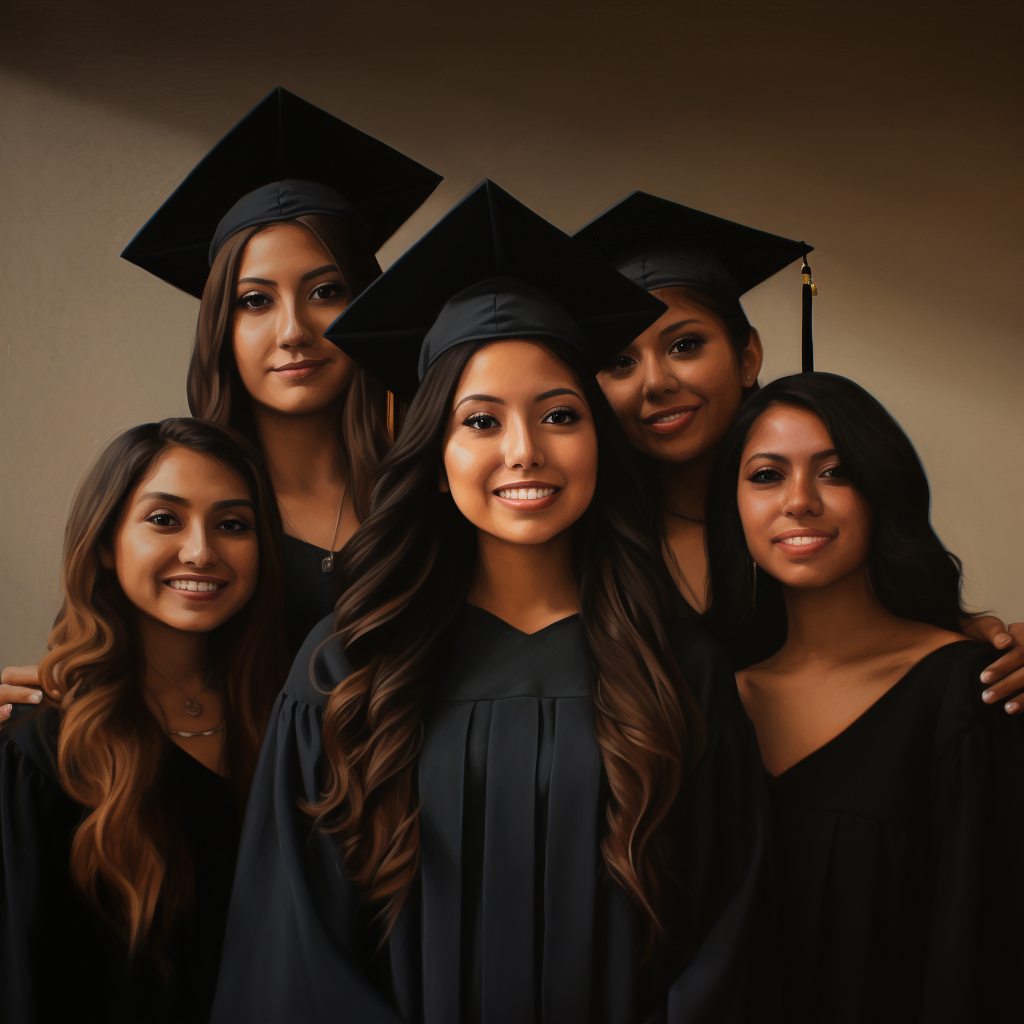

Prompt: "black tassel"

[801,255,817,372]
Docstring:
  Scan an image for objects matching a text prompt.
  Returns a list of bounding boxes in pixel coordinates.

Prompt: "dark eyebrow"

[140,492,254,511]
[535,388,583,402]
[238,277,274,287]
[302,264,341,282]
[659,318,702,338]
[743,448,838,466]
[454,393,505,410]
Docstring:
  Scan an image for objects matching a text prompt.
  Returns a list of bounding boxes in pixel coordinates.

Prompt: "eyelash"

[145,513,253,531]
[669,335,704,355]
[236,281,345,309]
[462,406,582,430]
[746,465,845,484]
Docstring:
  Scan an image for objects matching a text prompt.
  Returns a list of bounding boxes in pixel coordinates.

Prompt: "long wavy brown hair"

[311,339,706,948]
[38,418,288,956]
[186,214,391,520]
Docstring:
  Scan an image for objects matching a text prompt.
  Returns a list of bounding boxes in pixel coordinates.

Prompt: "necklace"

[280,484,348,573]
[662,536,705,613]
[146,661,213,717]
[168,723,225,739]
[666,508,705,525]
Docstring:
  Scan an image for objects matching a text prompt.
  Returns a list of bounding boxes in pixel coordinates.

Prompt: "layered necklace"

[280,483,348,573]
[145,661,225,739]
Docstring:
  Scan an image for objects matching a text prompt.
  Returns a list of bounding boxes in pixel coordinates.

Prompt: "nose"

[178,518,218,569]
[640,350,680,401]
[503,412,544,471]
[277,293,313,350]
[782,470,824,518]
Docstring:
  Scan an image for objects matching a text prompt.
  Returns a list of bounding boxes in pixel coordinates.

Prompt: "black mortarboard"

[574,192,818,371]
[324,180,667,402]
[120,88,443,298]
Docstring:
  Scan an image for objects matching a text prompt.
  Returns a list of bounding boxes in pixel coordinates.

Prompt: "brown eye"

[464,413,499,430]
[669,335,704,355]
[238,291,271,310]
[748,468,784,484]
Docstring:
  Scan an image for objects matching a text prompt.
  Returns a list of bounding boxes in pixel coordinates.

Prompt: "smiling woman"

[0,418,288,1023]
[703,374,1024,1021]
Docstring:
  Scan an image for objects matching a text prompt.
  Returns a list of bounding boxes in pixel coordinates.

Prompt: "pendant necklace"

[146,661,214,717]
[280,484,348,573]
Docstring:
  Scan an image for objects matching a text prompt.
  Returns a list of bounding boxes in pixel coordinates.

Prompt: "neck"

[660,450,714,520]
[251,402,348,497]
[779,566,903,665]
[136,613,210,687]
[469,529,579,632]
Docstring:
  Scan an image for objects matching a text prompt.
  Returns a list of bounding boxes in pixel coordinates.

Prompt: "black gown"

[768,640,1024,1023]
[282,533,342,659]
[0,707,241,1024]
[211,606,772,1024]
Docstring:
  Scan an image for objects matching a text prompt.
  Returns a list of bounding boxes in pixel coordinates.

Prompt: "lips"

[640,404,701,434]
[272,358,330,379]
[163,575,229,600]
[771,529,835,556]
[493,482,562,510]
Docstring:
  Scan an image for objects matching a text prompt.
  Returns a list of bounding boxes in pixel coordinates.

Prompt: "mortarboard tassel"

[801,256,817,372]
[386,390,396,443]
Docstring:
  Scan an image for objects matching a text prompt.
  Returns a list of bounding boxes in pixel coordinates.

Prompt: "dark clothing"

[282,533,341,659]
[768,640,1024,1023]
[211,606,771,1024]
[0,708,240,1024]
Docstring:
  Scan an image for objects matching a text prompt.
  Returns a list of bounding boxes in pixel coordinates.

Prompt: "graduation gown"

[768,640,1024,1023]
[282,534,342,659]
[211,606,772,1024]
[0,707,240,1024]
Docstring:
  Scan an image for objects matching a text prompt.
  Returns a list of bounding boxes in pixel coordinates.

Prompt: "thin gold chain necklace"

[146,661,213,717]
[279,483,348,573]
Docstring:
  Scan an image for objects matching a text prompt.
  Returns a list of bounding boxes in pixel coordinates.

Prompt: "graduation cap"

[574,192,818,371]
[323,180,667,403]
[121,87,443,298]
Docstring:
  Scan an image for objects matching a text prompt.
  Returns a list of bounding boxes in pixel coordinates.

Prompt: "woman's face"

[108,446,260,633]
[737,404,872,590]
[443,340,599,546]
[597,287,762,465]
[232,221,356,417]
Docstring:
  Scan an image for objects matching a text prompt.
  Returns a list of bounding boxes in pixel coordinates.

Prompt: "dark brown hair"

[185,214,390,520]
[310,338,705,949]
[38,418,289,955]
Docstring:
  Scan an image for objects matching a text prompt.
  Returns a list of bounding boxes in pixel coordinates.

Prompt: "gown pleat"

[212,605,772,1024]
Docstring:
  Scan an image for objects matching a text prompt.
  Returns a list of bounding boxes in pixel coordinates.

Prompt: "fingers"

[0,684,44,706]
[980,625,1024,713]
[0,665,41,687]
[0,704,10,726]
[964,615,1013,648]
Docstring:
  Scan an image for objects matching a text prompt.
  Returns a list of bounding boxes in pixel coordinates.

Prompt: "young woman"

[703,373,1024,1022]
[211,182,771,1023]
[573,190,1024,702]
[0,88,443,712]
[0,418,288,1023]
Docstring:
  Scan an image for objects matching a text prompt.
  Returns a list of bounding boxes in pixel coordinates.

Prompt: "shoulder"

[924,638,1008,737]
[282,612,354,710]
[2,706,62,784]
[666,617,747,729]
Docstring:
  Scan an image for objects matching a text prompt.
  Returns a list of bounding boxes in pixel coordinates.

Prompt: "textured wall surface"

[1,1,1021,661]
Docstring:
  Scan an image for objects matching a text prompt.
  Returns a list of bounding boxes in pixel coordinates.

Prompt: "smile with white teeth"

[778,535,828,546]
[166,579,226,592]
[496,487,557,500]
[652,411,690,424]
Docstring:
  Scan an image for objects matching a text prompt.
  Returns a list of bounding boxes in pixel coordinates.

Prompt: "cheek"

[737,488,777,558]
[560,428,598,500]
[833,492,873,561]
[112,527,164,602]
[700,349,744,428]
[232,321,271,385]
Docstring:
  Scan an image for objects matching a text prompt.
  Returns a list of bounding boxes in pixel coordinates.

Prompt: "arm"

[960,617,1024,714]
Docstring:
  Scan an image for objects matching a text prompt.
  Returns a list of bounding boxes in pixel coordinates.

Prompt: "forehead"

[454,340,582,398]
[238,222,330,274]
[131,446,250,502]
[743,403,833,454]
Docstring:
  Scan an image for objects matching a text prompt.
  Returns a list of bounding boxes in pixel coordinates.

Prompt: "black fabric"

[282,533,341,660]
[323,180,667,402]
[120,87,442,298]
[573,191,811,298]
[767,640,1024,1023]
[211,607,771,1023]
[0,707,240,1023]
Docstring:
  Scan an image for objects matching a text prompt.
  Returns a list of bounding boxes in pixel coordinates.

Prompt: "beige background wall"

[1,1,1021,663]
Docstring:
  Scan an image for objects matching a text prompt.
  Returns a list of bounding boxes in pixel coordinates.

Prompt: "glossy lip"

[492,480,563,511]
[771,528,835,557]
[162,573,230,602]
[271,357,331,379]
[640,403,701,434]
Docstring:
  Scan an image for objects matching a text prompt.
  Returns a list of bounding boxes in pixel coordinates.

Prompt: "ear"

[99,545,115,570]
[740,328,764,388]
